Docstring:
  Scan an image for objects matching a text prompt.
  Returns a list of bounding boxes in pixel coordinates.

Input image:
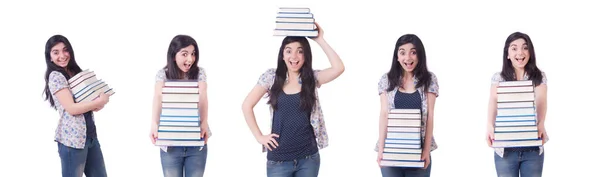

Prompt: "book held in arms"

[379,109,425,168]
[493,80,543,148]
[156,80,204,147]
[67,69,115,102]
[273,7,318,37]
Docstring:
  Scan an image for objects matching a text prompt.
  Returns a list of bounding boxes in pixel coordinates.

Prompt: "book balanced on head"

[273,7,318,37]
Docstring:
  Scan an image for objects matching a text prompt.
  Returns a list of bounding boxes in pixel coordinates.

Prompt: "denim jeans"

[57,138,107,177]
[380,155,432,177]
[266,152,320,177]
[160,145,208,177]
[494,149,544,177]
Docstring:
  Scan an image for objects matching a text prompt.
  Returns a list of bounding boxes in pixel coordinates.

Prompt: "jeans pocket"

[308,152,320,163]
[267,160,283,166]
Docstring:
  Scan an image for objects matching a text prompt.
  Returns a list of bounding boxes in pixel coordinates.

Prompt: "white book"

[161,108,199,117]
[388,119,421,127]
[384,139,421,145]
[380,160,424,168]
[162,87,199,94]
[276,13,313,18]
[494,132,539,141]
[382,153,422,161]
[278,7,310,13]
[492,139,542,148]
[387,132,420,140]
[164,81,198,87]
[497,107,535,117]
[387,127,421,133]
[388,114,421,119]
[496,115,536,122]
[159,126,201,132]
[155,140,205,146]
[275,22,316,30]
[158,132,202,140]
[497,101,534,108]
[384,143,421,149]
[498,80,533,87]
[495,126,538,132]
[162,102,198,109]
[162,93,200,103]
[495,121,536,127]
[159,117,199,122]
[276,18,315,23]
[497,92,535,102]
[383,148,422,154]
[390,109,420,114]
[159,121,200,127]
[273,29,318,37]
[497,86,534,93]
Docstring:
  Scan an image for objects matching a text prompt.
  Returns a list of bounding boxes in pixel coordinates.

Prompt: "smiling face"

[175,45,196,73]
[507,38,530,69]
[397,43,418,73]
[50,42,70,68]
[283,41,305,73]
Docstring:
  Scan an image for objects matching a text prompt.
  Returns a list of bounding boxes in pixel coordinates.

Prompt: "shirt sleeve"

[49,71,69,95]
[378,73,389,95]
[428,72,439,97]
[257,68,276,91]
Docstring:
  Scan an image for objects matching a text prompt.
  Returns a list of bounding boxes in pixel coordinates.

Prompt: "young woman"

[486,32,548,177]
[242,22,345,177]
[150,35,212,177]
[43,34,110,177]
[375,34,439,177]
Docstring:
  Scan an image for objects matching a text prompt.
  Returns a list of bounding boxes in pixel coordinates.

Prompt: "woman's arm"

[54,89,108,115]
[424,92,437,152]
[486,84,498,146]
[311,22,345,86]
[198,81,209,141]
[534,83,548,143]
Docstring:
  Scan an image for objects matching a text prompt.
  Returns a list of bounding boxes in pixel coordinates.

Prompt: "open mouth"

[289,60,300,67]
[515,57,525,63]
[404,61,415,68]
[183,62,192,70]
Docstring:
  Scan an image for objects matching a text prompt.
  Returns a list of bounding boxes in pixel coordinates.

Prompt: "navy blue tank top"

[394,90,422,110]
[267,92,318,161]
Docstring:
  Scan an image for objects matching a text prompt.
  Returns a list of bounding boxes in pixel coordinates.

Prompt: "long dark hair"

[501,32,543,86]
[386,34,432,92]
[267,37,316,111]
[164,35,199,80]
[43,35,83,109]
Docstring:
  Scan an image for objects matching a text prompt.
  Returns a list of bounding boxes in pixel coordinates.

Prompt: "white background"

[1,0,598,176]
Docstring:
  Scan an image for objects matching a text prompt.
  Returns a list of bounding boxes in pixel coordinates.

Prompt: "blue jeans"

[380,156,432,177]
[494,150,544,177]
[57,138,107,177]
[160,145,208,177]
[267,152,320,177]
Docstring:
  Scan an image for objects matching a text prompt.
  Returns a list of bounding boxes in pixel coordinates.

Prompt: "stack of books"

[67,69,115,102]
[155,80,204,147]
[273,7,317,37]
[379,109,425,168]
[492,80,543,147]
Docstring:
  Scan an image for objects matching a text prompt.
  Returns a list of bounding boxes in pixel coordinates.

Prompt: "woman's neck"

[515,68,525,80]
